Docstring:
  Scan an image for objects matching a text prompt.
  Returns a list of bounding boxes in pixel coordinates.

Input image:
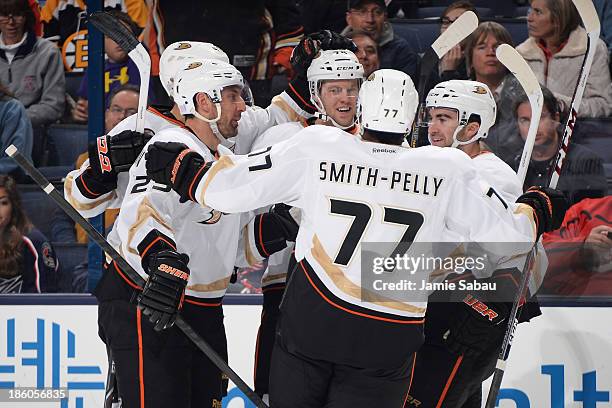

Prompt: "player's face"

[0,188,12,233]
[527,0,556,42]
[217,86,247,138]
[346,2,386,41]
[105,90,139,132]
[353,35,379,77]
[516,101,559,149]
[319,79,360,128]
[427,107,459,147]
[470,34,505,79]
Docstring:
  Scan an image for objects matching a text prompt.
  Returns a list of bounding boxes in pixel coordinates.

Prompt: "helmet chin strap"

[451,125,481,148]
[194,103,236,148]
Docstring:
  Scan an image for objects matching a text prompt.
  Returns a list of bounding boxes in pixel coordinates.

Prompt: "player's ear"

[194,92,214,115]
[466,121,480,137]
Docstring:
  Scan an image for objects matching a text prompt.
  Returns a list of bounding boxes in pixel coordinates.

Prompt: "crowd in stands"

[0,0,610,296]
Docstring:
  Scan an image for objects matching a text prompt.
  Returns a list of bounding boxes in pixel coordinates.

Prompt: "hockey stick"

[88,11,149,133]
[496,44,544,185]
[5,146,269,408]
[484,2,600,407]
[410,10,478,147]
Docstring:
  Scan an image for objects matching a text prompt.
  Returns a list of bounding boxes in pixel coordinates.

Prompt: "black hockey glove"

[145,142,209,203]
[290,30,357,77]
[516,186,568,237]
[270,203,299,242]
[443,293,510,357]
[88,130,152,177]
[138,250,190,331]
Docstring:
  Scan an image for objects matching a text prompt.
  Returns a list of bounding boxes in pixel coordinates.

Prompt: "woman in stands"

[518,0,612,118]
[0,175,60,293]
[464,21,526,165]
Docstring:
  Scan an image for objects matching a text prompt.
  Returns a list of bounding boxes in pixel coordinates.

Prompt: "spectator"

[464,21,525,163]
[342,0,418,80]
[40,0,148,73]
[71,10,152,123]
[346,31,380,76]
[542,196,612,296]
[144,0,303,107]
[517,0,612,118]
[53,83,138,243]
[0,81,32,180]
[0,0,65,127]
[0,174,60,293]
[512,85,607,205]
[594,0,612,55]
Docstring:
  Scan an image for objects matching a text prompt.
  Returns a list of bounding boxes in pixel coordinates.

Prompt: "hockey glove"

[290,30,357,77]
[138,250,190,331]
[516,186,568,238]
[443,293,510,357]
[89,130,152,177]
[146,142,210,203]
[270,203,300,242]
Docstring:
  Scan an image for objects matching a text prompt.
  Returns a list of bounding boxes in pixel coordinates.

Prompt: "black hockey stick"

[410,11,478,147]
[5,145,269,408]
[88,11,149,133]
[484,1,600,406]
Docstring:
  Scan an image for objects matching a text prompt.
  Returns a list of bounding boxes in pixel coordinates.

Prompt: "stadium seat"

[52,242,88,293]
[495,18,529,45]
[18,183,62,239]
[65,73,84,101]
[46,124,88,166]
[415,6,492,19]
[390,19,440,55]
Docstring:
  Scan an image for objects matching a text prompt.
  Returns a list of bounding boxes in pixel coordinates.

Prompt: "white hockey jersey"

[187,125,538,367]
[108,127,241,300]
[473,151,523,203]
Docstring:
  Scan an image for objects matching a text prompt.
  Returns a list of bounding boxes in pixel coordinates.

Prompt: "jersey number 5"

[330,199,424,266]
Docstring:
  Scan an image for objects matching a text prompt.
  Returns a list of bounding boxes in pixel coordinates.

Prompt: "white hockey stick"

[88,11,150,133]
[549,0,600,189]
[485,2,600,407]
[411,10,479,146]
[496,44,543,185]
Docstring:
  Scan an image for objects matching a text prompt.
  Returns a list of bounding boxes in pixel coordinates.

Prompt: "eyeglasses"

[109,105,137,117]
[440,16,459,27]
[351,7,385,18]
[0,14,25,23]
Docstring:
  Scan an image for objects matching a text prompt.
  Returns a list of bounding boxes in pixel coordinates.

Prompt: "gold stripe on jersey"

[127,196,173,256]
[65,173,115,211]
[199,155,236,206]
[262,272,287,285]
[514,203,537,239]
[187,275,232,293]
[310,234,426,315]
[271,94,308,124]
[243,225,261,266]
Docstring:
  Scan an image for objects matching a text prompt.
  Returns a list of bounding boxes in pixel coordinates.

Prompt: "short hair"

[106,83,140,109]
[0,0,36,33]
[442,0,478,20]
[513,84,563,120]
[464,22,514,78]
[529,0,580,43]
[344,30,379,54]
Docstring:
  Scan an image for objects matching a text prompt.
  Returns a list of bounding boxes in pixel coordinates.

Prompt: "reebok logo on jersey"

[158,264,189,281]
[463,294,498,322]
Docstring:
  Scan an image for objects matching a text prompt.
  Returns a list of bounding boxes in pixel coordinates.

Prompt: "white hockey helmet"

[359,69,419,137]
[174,59,244,147]
[159,41,229,99]
[307,49,364,129]
[425,80,497,147]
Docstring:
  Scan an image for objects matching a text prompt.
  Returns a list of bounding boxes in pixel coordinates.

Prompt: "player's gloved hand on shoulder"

[138,250,190,331]
[146,141,209,203]
[88,130,152,178]
[516,186,568,237]
[270,203,300,242]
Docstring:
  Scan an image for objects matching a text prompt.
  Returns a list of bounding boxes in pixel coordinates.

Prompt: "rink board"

[0,295,610,408]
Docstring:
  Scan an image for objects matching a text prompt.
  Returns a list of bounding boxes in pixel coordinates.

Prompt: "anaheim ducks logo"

[185,61,202,70]
[174,42,192,50]
[473,86,488,94]
[367,73,376,81]
[198,209,224,225]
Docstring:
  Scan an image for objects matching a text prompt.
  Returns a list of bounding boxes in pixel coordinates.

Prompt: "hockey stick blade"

[549,0,600,189]
[496,44,543,184]
[4,145,269,408]
[128,43,150,134]
[88,11,139,53]
[431,10,478,58]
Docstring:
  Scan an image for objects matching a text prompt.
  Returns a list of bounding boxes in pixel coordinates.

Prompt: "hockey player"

[403,80,546,408]
[95,60,248,407]
[144,69,567,407]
